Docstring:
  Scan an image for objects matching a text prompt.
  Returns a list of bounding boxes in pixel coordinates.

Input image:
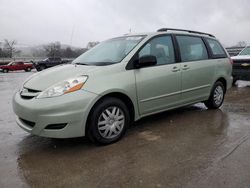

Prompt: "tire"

[204,81,225,109]
[3,69,9,73]
[87,97,130,145]
[37,65,46,71]
[25,67,31,72]
[232,78,237,86]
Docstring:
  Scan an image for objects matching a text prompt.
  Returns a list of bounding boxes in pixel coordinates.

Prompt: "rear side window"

[138,35,175,65]
[206,39,227,57]
[176,36,208,62]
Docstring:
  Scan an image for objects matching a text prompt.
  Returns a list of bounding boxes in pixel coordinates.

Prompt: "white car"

[231,46,250,82]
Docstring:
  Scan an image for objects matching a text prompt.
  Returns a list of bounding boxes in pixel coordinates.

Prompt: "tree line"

[0,40,99,58]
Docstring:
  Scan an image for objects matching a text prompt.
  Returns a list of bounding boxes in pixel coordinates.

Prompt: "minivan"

[13,28,233,144]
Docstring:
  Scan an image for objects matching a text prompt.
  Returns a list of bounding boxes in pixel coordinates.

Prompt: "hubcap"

[213,85,224,106]
[97,106,125,139]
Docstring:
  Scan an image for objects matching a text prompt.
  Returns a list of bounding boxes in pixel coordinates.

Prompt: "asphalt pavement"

[0,71,250,188]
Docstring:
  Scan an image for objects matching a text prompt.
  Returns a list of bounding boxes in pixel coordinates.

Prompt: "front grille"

[19,118,35,128]
[20,95,35,99]
[233,60,250,70]
[26,88,40,93]
[20,87,41,99]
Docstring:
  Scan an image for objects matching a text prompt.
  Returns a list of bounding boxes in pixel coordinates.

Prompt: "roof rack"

[157,28,215,38]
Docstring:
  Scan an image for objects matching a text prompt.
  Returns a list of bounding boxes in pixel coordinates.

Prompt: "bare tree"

[3,39,18,58]
[44,42,61,57]
[236,41,247,47]
[86,41,99,49]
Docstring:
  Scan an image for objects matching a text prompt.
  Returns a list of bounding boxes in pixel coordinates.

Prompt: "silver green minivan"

[13,28,233,144]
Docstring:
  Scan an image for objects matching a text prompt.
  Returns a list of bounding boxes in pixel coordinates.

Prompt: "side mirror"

[135,55,157,68]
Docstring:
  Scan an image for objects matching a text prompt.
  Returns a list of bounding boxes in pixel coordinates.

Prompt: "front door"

[135,35,181,115]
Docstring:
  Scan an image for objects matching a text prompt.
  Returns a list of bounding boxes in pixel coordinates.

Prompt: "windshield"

[73,35,145,65]
[239,47,250,55]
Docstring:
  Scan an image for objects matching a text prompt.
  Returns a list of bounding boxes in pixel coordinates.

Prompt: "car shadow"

[16,104,231,187]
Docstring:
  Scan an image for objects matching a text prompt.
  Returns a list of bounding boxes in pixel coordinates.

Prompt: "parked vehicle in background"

[231,46,250,83]
[13,28,233,145]
[0,61,34,73]
[34,57,70,71]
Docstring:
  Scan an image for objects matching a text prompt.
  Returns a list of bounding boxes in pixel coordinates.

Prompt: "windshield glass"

[73,35,145,65]
[239,47,250,55]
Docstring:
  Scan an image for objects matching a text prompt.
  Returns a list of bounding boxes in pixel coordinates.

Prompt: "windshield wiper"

[94,62,115,66]
[74,63,91,66]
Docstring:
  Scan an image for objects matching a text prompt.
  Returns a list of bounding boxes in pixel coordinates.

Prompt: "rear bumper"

[12,89,98,138]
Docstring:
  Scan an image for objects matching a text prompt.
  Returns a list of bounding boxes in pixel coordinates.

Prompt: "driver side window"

[138,36,175,65]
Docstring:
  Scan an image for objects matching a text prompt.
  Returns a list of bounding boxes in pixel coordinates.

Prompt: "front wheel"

[87,97,130,145]
[204,81,225,109]
[3,69,9,73]
[36,65,46,71]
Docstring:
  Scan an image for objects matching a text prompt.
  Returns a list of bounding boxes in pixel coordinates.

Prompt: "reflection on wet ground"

[0,72,250,188]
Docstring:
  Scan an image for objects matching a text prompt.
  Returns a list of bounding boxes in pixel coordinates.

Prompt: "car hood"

[231,55,250,60]
[24,64,100,91]
[0,65,7,68]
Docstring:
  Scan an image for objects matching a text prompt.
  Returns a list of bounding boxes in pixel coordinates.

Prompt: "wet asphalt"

[0,71,250,188]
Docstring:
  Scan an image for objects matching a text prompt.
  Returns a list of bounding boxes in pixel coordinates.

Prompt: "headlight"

[37,75,88,99]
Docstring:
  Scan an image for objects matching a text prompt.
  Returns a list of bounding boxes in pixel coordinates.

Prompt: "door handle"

[182,64,190,70]
[172,66,180,72]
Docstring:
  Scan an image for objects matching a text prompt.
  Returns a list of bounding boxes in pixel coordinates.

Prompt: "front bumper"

[232,69,250,81]
[12,90,98,138]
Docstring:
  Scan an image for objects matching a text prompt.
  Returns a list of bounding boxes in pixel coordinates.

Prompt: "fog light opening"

[45,123,67,130]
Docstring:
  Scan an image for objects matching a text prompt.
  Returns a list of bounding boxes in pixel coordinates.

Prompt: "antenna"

[70,25,75,46]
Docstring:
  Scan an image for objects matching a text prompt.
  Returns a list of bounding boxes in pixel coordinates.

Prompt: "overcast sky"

[0,0,249,48]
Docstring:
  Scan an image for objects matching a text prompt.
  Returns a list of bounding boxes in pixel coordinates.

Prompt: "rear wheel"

[204,81,225,109]
[25,67,31,72]
[3,69,9,73]
[87,97,130,145]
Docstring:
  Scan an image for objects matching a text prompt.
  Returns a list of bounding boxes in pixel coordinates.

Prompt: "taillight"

[229,58,233,65]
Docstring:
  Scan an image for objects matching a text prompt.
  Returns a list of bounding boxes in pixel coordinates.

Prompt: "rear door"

[135,35,182,115]
[175,35,215,104]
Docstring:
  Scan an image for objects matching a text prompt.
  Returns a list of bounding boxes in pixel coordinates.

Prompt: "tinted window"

[138,36,175,65]
[176,36,208,62]
[206,39,226,57]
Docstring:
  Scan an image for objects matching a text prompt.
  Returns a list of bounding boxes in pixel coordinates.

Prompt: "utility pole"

[70,25,75,46]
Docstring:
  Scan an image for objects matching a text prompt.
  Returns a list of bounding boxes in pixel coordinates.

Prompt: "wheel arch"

[85,92,135,135]
[216,77,227,92]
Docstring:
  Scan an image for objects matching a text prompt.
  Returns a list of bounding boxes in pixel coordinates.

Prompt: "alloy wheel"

[213,85,224,106]
[97,106,125,139]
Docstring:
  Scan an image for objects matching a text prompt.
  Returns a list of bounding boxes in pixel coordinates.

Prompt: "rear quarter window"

[206,39,227,58]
